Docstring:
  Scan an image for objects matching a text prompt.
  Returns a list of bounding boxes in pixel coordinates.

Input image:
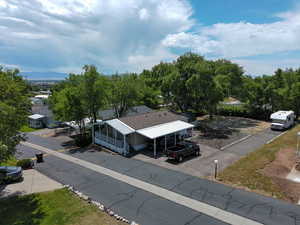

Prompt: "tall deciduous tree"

[52,86,87,136]
[108,73,142,118]
[82,65,108,123]
[0,68,30,161]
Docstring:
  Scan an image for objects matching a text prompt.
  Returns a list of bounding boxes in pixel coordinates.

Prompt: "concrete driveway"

[133,128,282,177]
[0,169,62,198]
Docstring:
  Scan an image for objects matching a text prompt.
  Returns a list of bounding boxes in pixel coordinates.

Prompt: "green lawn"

[0,189,127,225]
[20,124,39,132]
[219,124,300,200]
[0,156,18,166]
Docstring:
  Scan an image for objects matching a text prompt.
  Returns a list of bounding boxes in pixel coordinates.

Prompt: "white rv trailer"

[270,110,295,130]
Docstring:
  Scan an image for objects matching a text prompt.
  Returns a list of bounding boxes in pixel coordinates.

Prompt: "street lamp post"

[214,159,218,179]
[297,132,300,156]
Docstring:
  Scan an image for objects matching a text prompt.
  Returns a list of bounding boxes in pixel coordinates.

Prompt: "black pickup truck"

[165,141,200,162]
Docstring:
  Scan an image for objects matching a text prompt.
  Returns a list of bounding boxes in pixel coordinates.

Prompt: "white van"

[270,111,295,130]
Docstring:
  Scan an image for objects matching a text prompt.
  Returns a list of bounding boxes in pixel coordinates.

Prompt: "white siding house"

[93,111,193,157]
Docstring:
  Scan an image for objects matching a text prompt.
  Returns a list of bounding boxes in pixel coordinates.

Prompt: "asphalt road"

[17,130,300,225]
[34,152,228,225]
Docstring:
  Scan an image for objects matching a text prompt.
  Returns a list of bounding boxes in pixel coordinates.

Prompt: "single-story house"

[92,111,194,157]
[28,114,46,128]
[31,105,61,128]
[98,105,153,121]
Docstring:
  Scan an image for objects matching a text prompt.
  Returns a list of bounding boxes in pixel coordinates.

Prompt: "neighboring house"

[29,97,44,105]
[93,111,193,157]
[98,105,153,121]
[28,114,46,128]
[30,105,60,128]
[34,94,49,100]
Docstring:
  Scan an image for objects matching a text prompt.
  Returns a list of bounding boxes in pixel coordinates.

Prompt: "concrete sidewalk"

[0,169,63,198]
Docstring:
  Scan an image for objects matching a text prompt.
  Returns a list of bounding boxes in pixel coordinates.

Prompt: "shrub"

[16,159,33,169]
[217,104,271,120]
[74,134,92,147]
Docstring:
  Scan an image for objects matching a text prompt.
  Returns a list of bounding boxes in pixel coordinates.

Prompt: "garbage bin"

[36,152,44,163]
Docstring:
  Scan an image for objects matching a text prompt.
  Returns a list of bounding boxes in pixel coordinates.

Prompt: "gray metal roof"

[28,114,45,120]
[98,105,153,120]
[106,119,135,135]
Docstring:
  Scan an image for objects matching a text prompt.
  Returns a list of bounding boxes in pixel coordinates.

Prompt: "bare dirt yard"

[191,116,270,149]
[219,124,300,204]
[262,148,300,203]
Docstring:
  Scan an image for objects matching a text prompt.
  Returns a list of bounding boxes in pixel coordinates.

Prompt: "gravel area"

[192,116,270,149]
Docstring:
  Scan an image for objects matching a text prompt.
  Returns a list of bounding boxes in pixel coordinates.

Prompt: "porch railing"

[94,131,129,153]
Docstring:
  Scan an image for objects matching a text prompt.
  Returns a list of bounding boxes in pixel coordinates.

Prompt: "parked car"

[0,166,23,184]
[166,140,200,162]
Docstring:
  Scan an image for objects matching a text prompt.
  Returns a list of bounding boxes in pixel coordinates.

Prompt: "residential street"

[17,132,300,225]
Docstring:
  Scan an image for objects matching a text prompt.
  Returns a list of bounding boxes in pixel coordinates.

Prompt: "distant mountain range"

[20,72,68,80]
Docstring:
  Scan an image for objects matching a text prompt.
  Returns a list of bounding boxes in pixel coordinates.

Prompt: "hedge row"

[217,105,271,120]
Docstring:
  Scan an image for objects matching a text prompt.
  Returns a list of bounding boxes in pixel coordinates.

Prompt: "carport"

[137,120,194,158]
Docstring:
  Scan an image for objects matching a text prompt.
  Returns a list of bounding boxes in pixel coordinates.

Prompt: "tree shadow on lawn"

[0,194,45,225]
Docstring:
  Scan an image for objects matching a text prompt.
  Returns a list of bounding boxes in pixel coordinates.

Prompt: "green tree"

[108,73,142,118]
[52,86,87,135]
[0,68,30,161]
[186,61,223,118]
[82,65,108,123]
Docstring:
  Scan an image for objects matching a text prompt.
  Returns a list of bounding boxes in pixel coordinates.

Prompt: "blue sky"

[0,0,300,77]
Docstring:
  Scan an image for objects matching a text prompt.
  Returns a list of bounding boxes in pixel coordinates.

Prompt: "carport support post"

[92,124,95,144]
[123,134,126,149]
[165,135,167,152]
[174,132,176,145]
[106,124,108,142]
[154,138,157,158]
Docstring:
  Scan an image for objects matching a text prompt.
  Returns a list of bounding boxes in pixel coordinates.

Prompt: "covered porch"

[93,119,134,155]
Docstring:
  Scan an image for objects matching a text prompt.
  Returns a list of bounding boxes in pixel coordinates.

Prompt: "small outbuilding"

[28,114,46,128]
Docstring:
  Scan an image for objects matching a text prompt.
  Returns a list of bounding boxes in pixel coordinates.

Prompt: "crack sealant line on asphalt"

[220,134,252,150]
[266,131,287,144]
[22,141,262,225]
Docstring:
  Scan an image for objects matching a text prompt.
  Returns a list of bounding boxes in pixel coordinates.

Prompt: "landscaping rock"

[81,194,89,201]
[68,186,74,192]
[99,205,105,211]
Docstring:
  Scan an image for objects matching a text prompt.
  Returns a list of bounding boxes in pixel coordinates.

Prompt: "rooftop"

[28,114,45,120]
[119,110,187,130]
[98,105,153,120]
[270,111,294,120]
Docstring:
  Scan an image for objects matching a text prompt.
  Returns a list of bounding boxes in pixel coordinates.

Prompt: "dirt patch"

[192,116,270,149]
[262,148,300,203]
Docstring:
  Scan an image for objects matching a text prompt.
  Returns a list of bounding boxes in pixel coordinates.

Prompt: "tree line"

[50,52,300,135]
[1,52,300,161]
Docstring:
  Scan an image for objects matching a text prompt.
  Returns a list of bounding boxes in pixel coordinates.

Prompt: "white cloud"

[0,0,193,72]
[234,58,300,76]
[1,0,300,75]
[162,5,300,74]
